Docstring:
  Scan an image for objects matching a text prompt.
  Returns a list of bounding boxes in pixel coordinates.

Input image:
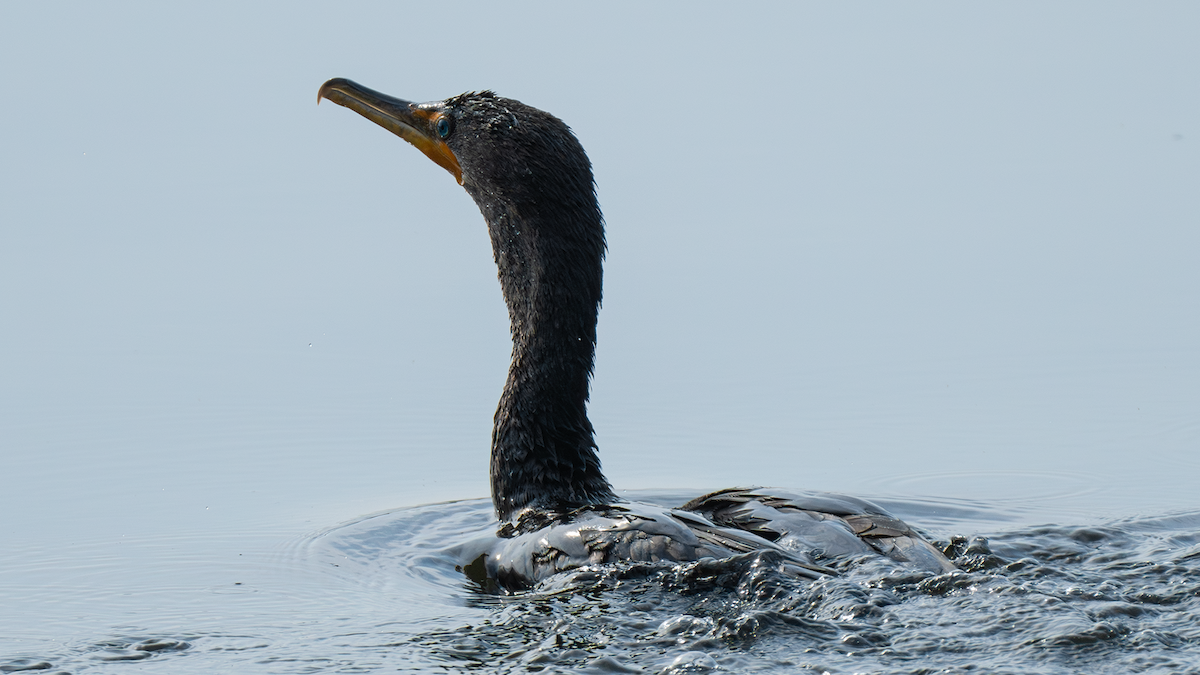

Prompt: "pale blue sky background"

[2,3,1198,550]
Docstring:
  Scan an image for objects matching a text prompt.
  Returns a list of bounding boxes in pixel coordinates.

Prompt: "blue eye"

[436,116,453,139]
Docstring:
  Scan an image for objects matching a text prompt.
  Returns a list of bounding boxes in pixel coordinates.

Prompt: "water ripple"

[7,494,1200,674]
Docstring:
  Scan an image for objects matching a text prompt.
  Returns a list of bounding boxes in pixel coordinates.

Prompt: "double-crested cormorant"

[318,78,955,589]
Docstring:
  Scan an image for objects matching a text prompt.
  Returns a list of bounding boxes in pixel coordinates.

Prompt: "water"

[1,321,1196,675]
[5,486,1199,674]
[4,3,1199,673]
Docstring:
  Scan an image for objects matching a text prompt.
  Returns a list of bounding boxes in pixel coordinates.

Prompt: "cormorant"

[318,78,956,589]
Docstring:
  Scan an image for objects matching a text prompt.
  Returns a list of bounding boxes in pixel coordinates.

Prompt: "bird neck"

[470,192,616,521]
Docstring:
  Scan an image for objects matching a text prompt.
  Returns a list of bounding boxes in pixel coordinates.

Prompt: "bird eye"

[436,116,453,139]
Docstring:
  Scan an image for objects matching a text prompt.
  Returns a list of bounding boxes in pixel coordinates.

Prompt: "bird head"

[318,78,595,215]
